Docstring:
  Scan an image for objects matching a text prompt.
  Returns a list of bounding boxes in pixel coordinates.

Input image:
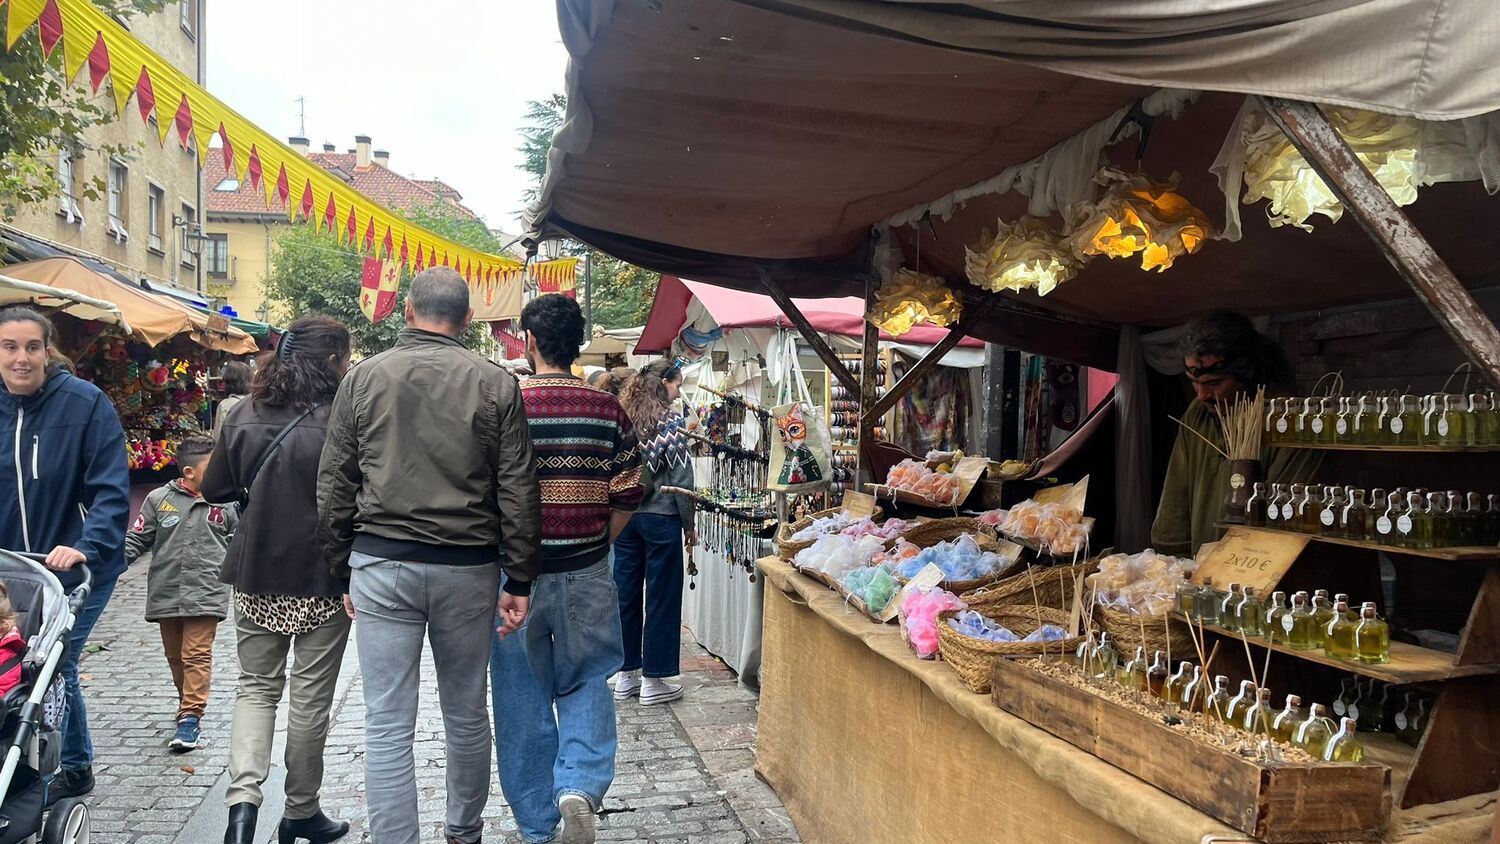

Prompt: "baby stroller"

[0,550,91,844]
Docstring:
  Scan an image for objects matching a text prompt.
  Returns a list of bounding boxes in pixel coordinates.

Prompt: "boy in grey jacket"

[124,436,235,753]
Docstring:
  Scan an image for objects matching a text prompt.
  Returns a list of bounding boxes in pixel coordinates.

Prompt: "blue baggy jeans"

[492,556,623,844]
[612,513,684,677]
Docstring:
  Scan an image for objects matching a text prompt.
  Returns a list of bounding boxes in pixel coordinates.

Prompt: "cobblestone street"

[78,563,798,843]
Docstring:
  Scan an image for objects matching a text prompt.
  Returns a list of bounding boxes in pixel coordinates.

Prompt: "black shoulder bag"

[237,406,316,513]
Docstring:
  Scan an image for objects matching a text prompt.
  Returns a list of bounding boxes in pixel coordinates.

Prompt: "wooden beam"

[1259,96,1500,387]
[857,288,880,479]
[861,294,1004,427]
[757,266,860,395]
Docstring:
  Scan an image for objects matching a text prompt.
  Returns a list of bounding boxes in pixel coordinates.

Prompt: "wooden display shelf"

[990,658,1390,842]
[1218,524,1499,561]
[1271,441,1500,453]
[1167,613,1499,684]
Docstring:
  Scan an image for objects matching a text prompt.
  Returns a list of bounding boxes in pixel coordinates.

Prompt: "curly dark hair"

[520,293,585,368]
[221,361,252,396]
[619,359,682,441]
[252,315,350,409]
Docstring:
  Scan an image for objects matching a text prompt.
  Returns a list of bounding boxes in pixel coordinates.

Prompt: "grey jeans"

[349,552,501,844]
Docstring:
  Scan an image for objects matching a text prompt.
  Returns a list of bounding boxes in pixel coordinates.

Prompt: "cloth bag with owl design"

[767,334,831,493]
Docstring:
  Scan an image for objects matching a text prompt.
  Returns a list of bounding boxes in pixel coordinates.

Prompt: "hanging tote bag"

[767,333,832,493]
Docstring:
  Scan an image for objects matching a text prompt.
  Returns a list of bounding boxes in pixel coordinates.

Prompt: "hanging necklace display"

[685,377,775,582]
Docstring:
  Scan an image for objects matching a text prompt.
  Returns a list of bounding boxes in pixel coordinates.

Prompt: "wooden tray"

[990,659,1390,842]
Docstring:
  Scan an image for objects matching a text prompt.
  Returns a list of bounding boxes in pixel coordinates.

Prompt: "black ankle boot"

[278,810,350,844]
[224,803,258,844]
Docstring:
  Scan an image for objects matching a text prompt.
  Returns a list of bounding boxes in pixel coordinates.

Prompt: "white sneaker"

[613,670,642,701]
[640,678,684,705]
[556,794,596,844]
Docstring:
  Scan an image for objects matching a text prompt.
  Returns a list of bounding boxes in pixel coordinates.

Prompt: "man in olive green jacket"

[316,267,541,844]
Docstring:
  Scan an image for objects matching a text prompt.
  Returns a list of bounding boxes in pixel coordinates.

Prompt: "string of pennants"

[4,0,527,285]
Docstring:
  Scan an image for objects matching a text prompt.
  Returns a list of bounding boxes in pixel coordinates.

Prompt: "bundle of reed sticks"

[1213,386,1267,460]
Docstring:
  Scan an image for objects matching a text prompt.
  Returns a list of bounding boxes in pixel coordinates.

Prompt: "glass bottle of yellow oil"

[1333,396,1354,441]
[1205,675,1232,722]
[1175,581,1200,616]
[1471,392,1500,445]
[1287,591,1319,650]
[1090,633,1118,683]
[1225,679,1256,726]
[1236,587,1266,638]
[1309,396,1335,444]
[1163,661,1191,706]
[1437,394,1470,446]
[1324,717,1365,762]
[1194,579,1225,626]
[1324,599,1359,660]
[1073,632,1096,671]
[1264,591,1291,644]
[1219,583,1244,633]
[1265,484,1289,528]
[1180,665,1204,711]
[1119,646,1147,690]
[1266,397,1288,443]
[1282,483,1305,525]
[1311,590,1335,647]
[1242,687,1274,735]
[1294,703,1338,756]
[1374,490,1403,544]
[1390,394,1422,446]
[1245,482,1268,527]
[1354,602,1390,664]
[1294,398,1316,442]
[1400,490,1433,549]
[1271,694,1307,744]
[1342,488,1372,541]
[1146,650,1169,698]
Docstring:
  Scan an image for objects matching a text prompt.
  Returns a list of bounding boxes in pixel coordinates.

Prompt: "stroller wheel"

[41,797,89,844]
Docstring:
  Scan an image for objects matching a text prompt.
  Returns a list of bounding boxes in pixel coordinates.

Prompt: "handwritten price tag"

[1192,527,1309,594]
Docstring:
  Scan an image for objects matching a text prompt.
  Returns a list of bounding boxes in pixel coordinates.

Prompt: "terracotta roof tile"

[205,153,480,221]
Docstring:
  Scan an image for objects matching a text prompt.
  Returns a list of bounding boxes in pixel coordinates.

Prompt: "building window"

[214,177,239,192]
[107,159,129,242]
[180,202,198,268]
[205,234,230,278]
[147,185,165,253]
[57,146,83,224]
[180,0,197,38]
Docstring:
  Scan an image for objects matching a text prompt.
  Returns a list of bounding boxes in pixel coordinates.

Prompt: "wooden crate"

[990,659,1390,842]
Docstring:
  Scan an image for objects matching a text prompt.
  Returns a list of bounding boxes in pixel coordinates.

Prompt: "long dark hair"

[252,316,350,409]
[619,359,681,441]
[0,307,69,376]
[221,360,252,396]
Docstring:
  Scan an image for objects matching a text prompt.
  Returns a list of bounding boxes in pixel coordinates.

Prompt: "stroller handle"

[5,551,93,608]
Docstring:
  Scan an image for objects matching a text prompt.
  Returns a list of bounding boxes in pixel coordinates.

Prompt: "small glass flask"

[1391,394,1421,446]
[1331,676,1359,720]
[1271,694,1306,744]
[1400,491,1433,549]
[1332,396,1353,441]
[1180,665,1204,712]
[1242,687,1274,735]
[1421,393,1441,445]
[1273,398,1297,442]
[1296,486,1322,533]
[1282,483,1304,526]
[1287,591,1319,650]
[1375,395,1396,445]
[1437,394,1469,446]
[1266,397,1287,444]
[1090,633,1118,683]
[1360,681,1389,732]
[1341,489,1371,541]
[1236,587,1266,638]
[1311,590,1335,647]
[1293,703,1338,756]
[1354,602,1390,664]
[1462,492,1484,546]
[1352,395,1376,443]
[1324,717,1365,762]
[1219,583,1244,633]
[1264,591,1291,645]
[1374,490,1403,544]
[1225,679,1256,726]
[1118,646,1147,690]
[1470,393,1499,445]
[1430,492,1456,547]
[1146,650,1170,698]
[1325,599,1358,661]
[1245,482,1268,527]
[1309,396,1335,444]
[1266,483,1289,528]
[1485,494,1500,546]
[1175,581,1201,616]
[1294,397,1316,443]
[1163,660,1191,706]
[1205,675,1232,722]
[1195,579,1225,626]
[1396,695,1428,747]
[1319,487,1345,536]
[1073,631,1097,671]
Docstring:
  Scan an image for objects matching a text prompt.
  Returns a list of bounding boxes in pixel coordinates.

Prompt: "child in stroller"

[0,550,93,844]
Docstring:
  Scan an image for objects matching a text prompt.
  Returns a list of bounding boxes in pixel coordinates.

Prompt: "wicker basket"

[894,518,1018,593]
[775,507,844,561]
[936,605,1082,693]
[960,559,1099,614]
[1094,605,1196,659]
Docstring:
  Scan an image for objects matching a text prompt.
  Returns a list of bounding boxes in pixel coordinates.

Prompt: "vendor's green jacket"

[1151,400,1322,557]
[124,480,236,621]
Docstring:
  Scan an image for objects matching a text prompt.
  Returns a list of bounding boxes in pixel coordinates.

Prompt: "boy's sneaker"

[613,670,642,701]
[169,715,200,752]
[640,678,683,706]
[556,794,596,844]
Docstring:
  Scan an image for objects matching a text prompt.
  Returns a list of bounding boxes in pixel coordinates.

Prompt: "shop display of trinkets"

[686,386,776,584]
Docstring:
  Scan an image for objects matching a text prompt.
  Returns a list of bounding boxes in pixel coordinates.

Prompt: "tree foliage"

[517,94,659,331]
[0,1,166,218]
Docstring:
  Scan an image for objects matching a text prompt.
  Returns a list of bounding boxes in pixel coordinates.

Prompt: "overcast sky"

[206,2,569,235]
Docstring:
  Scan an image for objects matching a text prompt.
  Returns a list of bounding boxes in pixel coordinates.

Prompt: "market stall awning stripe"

[7,0,523,282]
[535,257,579,297]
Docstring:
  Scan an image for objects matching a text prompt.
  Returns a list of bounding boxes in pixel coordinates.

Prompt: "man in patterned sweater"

[491,294,643,844]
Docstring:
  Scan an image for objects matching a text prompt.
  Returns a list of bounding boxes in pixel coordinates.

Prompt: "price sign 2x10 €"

[1192,527,1310,595]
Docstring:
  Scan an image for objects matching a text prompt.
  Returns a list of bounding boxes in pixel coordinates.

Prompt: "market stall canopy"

[528,0,1500,368]
[0,273,131,331]
[0,258,257,354]
[638,276,984,353]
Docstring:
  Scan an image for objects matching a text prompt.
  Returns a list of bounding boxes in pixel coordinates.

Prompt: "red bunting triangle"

[219,123,234,173]
[442,252,449,268]
[323,192,337,231]
[415,245,426,272]
[363,218,376,252]
[299,178,314,218]
[345,206,357,244]
[38,0,63,59]
[87,33,110,93]
[382,227,394,258]
[246,146,263,190]
[399,235,409,266]
[134,68,157,125]
[173,95,193,146]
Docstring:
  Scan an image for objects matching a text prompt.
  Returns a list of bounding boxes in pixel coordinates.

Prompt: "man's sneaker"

[556,794,596,844]
[640,679,683,706]
[44,766,94,806]
[169,715,201,752]
[613,670,642,701]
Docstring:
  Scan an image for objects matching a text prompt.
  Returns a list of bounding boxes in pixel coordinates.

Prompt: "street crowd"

[0,268,701,844]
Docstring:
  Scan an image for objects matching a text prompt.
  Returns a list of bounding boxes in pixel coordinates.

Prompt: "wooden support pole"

[857,279,880,480]
[860,293,1004,427]
[756,266,860,395]
[1259,96,1500,387]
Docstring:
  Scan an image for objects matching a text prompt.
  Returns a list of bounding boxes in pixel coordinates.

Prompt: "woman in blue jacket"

[0,307,130,802]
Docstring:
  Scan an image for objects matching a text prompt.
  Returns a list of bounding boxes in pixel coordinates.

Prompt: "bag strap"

[243,406,316,501]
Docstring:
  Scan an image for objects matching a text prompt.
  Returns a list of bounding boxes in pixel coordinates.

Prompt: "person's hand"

[684,529,698,550]
[44,546,85,571]
[343,594,356,619]
[496,593,530,639]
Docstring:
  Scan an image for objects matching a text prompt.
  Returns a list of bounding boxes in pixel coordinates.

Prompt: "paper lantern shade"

[964,217,1079,296]
[871,269,963,337]
[1067,169,1211,273]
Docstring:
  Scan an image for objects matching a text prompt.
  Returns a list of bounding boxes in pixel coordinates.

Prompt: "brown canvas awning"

[1,257,258,354]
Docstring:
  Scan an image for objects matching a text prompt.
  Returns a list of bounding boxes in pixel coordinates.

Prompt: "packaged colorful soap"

[899,587,967,659]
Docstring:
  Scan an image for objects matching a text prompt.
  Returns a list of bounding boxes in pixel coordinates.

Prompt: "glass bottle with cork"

[1353,602,1390,664]
[1242,687,1274,735]
[1244,482,1268,527]
[1271,694,1307,744]
[1225,679,1256,726]
[1320,486,1345,536]
[1194,579,1225,626]
[1205,675,1232,722]
[1324,717,1365,762]
[1311,590,1336,647]
[1236,587,1266,638]
[1286,591,1319,650]
[1163,661,1192,707]
[1264,591,1291,645]
[1293,703,1338,755]
[1180,665,1204,712]
[1325,599,1359,660]
[1146,650,1170,698]
[1266,484,1289,528]
[1341,488,1372,541]
[1219,583,1244,633]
